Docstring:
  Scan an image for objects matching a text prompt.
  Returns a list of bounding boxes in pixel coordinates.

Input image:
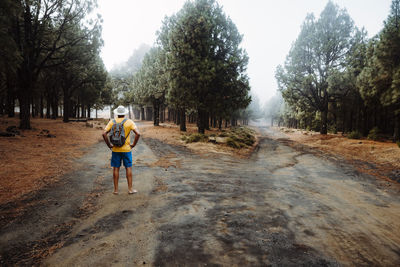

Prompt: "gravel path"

[1,126,400,266]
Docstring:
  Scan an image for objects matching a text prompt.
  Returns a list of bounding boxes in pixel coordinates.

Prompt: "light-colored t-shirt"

[105,118,138,152]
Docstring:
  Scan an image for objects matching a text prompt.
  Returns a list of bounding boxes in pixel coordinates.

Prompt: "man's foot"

[113,191,119,195]
[128,189,138,194]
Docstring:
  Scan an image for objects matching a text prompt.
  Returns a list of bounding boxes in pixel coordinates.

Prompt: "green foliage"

[328,125,338,134]
[348,131,362,139]
[367,127,381,141]
[0,0,106,127]
[228,126,256,147]
[397,141,400,148]
[226,137,241,149]
[183,133,209,143]
[157,0,251,133]
[276,1,356,134]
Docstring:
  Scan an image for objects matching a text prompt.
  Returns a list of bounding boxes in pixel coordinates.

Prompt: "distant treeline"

[112,0,252,133]
[268,0,400,142]
[0,0,110,129]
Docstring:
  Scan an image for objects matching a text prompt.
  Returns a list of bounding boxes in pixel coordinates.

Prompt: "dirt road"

[1,126,400,266]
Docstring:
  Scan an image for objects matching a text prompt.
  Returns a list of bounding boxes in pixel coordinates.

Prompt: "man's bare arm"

[130,128,141,148]
[102,130,113,149]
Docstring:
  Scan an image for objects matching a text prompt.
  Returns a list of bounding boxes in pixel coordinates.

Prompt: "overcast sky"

[97,0,392,105]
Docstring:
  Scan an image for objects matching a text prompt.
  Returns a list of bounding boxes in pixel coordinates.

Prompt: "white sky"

[97,0,392,105]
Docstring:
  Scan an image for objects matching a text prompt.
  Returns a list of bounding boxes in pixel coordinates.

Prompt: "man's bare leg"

[126,167,136,194]
[113,167,120,194]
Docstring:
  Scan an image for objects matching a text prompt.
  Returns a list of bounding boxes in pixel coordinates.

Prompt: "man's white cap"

[114,105,129,115]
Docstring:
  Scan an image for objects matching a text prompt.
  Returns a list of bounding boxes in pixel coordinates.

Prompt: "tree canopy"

[273,0,400,141]
[145,0,251,132]
[0,0,107,127]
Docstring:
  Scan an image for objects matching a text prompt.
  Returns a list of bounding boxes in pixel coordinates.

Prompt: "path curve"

[1,126,400,266]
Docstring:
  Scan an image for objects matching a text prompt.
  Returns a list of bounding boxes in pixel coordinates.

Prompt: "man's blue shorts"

[111,152,133,168]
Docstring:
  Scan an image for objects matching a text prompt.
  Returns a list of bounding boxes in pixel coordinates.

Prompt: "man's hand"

[102,130,114,150]
[130,129,141,149]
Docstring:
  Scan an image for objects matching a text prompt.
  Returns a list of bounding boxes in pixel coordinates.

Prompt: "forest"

[1,0,399,140]
[0,0,110,129]
[0,0,252,134]
[270,0,400,142]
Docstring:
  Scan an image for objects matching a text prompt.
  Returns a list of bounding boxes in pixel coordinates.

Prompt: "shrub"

[185,133,208,143]
[348,131,362,139]
[397,141,400,148]
[367,127,380,141]
[328,125,337,134]
[218,132,228,137]
[243,135,255,146]
[226,137,241,148]
[226,126,256,147]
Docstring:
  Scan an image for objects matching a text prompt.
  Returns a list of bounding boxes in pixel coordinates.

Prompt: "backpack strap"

[121,118,132,139]
[111,119,117,135]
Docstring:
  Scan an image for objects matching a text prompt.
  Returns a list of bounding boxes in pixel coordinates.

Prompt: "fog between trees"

[1,0,399,141]
[272,0,400,142]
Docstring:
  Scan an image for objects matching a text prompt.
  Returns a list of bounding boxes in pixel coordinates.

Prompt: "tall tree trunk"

[63,89,70,122]
[17,72,33,128]
[205,112,210,130]
[394,110,400,142]
[362,106,368,136]
[160,105,164,123]
[140,107,145,120]
[180,108,186,131]
[6,81,15,117]
[153,100,160,126]
[19,92,31,129]
[197,109,205,134]
[40,94,44,118]
[87,105,91,118]
[46,96,51,118]
[51,95,58,119]
[349,107,353,132]
[320,109,328,135]
[31,97,36,118]
[342,105,346,134]
[200,110,209,133]
[176,109,181,125]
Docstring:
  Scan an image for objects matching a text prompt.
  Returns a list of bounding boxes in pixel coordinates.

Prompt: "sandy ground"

[1,126,400,266]
[1,119,400,266]
[2,118,397,209]
[0,117,107,205]
[276,127,400,182]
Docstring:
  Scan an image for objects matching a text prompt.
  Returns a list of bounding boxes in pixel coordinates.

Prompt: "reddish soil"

[0,117,107,205]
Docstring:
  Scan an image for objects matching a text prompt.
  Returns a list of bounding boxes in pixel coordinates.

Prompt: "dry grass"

[277,127,400,181]
[0,116,107,205]
[139,121,259,158]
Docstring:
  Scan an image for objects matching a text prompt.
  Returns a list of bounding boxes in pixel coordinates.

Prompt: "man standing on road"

[102,105,140,195]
